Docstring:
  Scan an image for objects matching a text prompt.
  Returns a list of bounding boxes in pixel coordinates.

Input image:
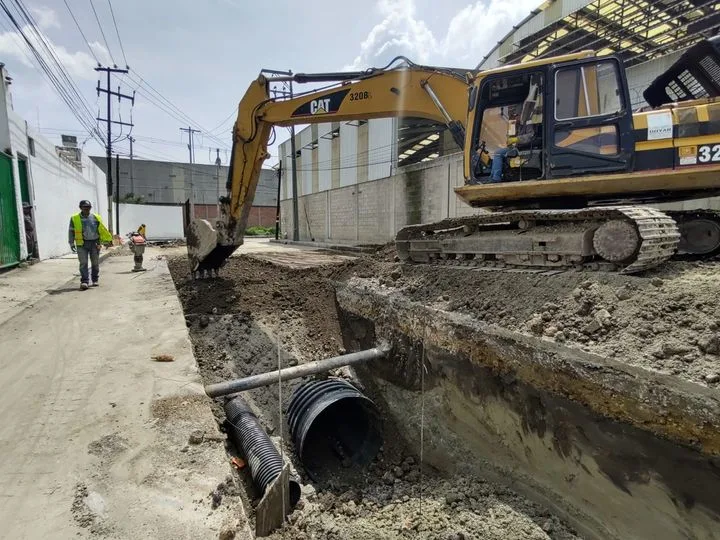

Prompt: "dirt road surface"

[0,249,249,539]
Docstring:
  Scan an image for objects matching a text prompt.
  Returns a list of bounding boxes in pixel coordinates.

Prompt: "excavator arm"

[187,60,472,274]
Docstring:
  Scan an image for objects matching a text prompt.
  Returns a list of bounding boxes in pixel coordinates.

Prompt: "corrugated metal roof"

[478,0,720,69]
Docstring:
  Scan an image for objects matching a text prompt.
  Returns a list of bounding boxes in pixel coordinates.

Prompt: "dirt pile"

[171,256,347,367]
[353,255,720,386]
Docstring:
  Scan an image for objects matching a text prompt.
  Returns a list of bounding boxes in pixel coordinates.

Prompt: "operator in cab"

[473,75,543,184]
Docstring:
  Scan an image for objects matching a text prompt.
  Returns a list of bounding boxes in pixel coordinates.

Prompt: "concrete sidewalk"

[0,252,96,327]
[0,249,249,539]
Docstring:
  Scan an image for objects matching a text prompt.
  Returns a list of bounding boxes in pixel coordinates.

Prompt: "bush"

[245,226,275,236]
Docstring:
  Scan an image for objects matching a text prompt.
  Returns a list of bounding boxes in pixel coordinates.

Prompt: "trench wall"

[336,283,720,540]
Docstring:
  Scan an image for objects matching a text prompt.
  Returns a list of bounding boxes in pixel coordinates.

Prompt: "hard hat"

[79,200,92,208]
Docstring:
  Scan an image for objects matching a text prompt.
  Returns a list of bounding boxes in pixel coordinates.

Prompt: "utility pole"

[180,126,201,217]
[288,78,299,241]
[115,153,120,234]
[95,66,133,234]
[275,161,281,240]
[214,148,222,216]
[128,136,135,196]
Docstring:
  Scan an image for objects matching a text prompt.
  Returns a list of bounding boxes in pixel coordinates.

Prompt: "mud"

[168,254,582,539]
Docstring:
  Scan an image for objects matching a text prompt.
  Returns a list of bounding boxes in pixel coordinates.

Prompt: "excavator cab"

[467,56,634,191]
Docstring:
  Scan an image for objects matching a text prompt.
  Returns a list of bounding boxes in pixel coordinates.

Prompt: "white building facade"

[0,65,107,266]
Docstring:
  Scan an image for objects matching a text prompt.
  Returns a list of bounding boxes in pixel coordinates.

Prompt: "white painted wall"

[339,122,358,186]
[5,103,107,260]
[118,203,184,240]
[299,127,313,195]
[368,118,393,181]
[318,122,332,191]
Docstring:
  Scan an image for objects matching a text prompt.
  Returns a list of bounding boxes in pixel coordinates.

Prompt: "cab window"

[555,61,623,120]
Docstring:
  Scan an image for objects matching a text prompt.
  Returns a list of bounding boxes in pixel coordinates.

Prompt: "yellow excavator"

[188,37,720,277]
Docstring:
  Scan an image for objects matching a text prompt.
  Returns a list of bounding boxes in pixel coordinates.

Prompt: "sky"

[0,0,542,169]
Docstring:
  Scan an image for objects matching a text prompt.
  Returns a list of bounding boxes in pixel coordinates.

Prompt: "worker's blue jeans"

[77,243,100,284]
[490,148,508,182]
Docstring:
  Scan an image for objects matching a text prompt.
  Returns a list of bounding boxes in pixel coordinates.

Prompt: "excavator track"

[395,206,680,275]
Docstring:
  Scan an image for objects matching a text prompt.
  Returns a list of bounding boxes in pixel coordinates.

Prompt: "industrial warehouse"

[1,0,720,539]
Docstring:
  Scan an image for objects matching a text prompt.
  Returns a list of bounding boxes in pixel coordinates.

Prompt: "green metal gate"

[0,153,20,268]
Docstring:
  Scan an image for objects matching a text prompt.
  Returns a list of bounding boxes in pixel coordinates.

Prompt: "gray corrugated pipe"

[287,378,383,480]
[224,396,301,507]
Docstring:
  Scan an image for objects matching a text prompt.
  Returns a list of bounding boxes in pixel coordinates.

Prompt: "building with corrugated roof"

[477,0,720,107]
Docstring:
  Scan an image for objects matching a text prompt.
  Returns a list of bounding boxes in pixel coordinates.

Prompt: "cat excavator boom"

[186,58,472,275]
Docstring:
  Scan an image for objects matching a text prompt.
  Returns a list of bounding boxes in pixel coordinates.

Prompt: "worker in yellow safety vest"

[68,200,112,290]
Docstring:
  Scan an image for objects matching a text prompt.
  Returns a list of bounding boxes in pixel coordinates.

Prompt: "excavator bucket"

[187,219,217,269]
[186,219,238,275]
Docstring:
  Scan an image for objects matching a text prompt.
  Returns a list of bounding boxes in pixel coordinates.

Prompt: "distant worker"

[129,225,147,273]
[68,200,112,290]
[22,203,36,259]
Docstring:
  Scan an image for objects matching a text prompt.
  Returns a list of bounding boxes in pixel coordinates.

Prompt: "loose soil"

[376,258,720,386]
[169,247,720,538]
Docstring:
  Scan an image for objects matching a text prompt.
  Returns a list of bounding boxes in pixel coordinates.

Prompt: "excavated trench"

[169,249,720,539]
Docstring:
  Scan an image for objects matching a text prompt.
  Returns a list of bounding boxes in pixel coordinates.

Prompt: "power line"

[106,0,127,67]
[208,107,237,135]
[0,0,103,144]
[126,70,230,149]
[62,0,99,65]
[89,0,114,65]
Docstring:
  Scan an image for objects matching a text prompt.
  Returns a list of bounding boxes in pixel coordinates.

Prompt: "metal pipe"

[421,80,453,123]
[205,344,389,398]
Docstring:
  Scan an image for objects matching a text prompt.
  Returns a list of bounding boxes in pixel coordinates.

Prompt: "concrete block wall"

[280,152,471,245]
[328,186,357,241]
[299,192,327,241]
[357,176,393,244]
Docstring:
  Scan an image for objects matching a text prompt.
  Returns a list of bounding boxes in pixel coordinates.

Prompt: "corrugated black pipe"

[287,378,382,480]
[224,396,301,507]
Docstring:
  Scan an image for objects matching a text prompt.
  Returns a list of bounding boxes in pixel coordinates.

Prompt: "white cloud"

[88,41,112,66]
[348,0,543,70]
[0,26,111,79]
[442,0,543,65]
[31,6,60,30]
[0,31,35,68]
[346,0,436,70]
